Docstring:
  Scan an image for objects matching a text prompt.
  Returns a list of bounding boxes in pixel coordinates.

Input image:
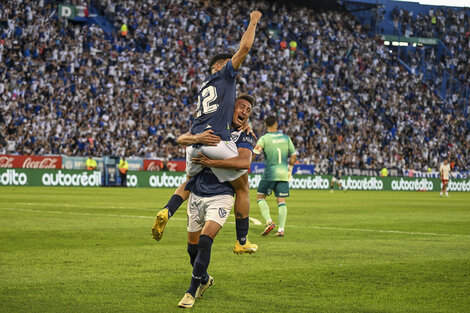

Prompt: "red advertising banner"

[143,160,186,172]
[0,155,62,169]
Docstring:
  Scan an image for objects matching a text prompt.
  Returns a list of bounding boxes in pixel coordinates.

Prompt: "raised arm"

[192,148,253,170]
[231,11,262,70]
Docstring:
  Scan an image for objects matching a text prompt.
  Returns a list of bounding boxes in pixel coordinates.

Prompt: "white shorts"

[186,140,247,182]
[187,192,234,233]
[331,177,340,183]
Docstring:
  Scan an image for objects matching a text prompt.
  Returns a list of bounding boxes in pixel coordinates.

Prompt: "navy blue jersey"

[230,129,256,152]
[329,164,342,179]
[186,129,255,197]
[190,60,237,141]
[186,167,235,197]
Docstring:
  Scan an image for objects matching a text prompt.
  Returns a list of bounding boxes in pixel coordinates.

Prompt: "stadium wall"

[1,169,469,192]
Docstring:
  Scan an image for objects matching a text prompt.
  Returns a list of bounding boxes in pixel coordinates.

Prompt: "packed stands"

[0,0,468,172]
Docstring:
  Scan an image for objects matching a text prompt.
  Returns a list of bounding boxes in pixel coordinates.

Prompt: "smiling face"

[232,98,253,128]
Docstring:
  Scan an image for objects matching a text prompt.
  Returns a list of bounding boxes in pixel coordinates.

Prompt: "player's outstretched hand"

[250,11,262,22]
[196,130,221,146]
[192,153,213,167]
[238,123,257,140]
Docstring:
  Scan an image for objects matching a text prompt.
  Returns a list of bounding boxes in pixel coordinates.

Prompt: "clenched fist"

[250,11,262,22]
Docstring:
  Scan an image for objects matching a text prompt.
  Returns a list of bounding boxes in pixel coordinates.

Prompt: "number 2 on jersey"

[196,86,218,117]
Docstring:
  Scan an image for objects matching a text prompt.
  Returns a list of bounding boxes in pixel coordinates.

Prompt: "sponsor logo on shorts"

[279,193,288,196]
[218,208,227,218]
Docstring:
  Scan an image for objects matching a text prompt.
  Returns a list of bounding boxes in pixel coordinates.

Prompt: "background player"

[329,160,345,192]
[153,95,258,254]
[439,158,451,197]
[253,115,297,237]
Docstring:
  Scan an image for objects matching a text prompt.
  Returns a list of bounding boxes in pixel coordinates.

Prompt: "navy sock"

[201,273,209,285]
[186,235,213,297]
[187,243,198,267]
[164,194,184,218]
[187,243,209,285]
[236,217,249,245]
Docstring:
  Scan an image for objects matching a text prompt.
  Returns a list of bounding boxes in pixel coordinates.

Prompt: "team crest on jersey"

[218,208,227,218]
[231,131,241,143]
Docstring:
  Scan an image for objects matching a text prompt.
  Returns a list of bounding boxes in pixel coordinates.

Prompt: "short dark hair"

[209,53,232,73]
[265,115,277,127]
[236,93,255,107]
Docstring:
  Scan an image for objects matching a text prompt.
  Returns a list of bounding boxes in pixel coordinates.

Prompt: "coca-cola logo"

[166,162,178,171]
[23,157,58,169]
[147,162,162,171]
[0,156,14,168]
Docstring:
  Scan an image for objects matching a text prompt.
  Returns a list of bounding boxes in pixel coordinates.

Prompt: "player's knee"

[187,243,198,256]
[235,185,249,197]
[187,243,198,265]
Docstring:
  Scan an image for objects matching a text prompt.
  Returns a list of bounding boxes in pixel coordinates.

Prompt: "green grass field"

[1,187,469,313]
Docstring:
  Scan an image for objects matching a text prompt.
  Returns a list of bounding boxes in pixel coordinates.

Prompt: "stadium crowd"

[392,6,470,87]
[0,0,468,173]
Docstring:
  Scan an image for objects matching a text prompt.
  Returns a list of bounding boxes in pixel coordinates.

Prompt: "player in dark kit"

[177,167,235,308]
[177,104,258,307]
[329,161,345,192]
[152,11,262,252]
[153,95,259,254]
[186,10,262,183]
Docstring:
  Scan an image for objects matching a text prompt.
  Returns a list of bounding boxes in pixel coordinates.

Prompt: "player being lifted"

[152,97,258,253]
[253,115,297,237]
[152,11,261,252]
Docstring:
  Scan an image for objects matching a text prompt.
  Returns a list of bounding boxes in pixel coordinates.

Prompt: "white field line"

[0,207,262,225]
[9,203,262,224]
[14,202,157,211]
[1,207,467,237]
[303,225,470,237]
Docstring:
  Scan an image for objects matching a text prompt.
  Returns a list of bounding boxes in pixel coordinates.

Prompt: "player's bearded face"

[232,99,252,128]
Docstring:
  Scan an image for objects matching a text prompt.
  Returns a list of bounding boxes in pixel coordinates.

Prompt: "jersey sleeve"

[236,132,256,151]
[288,137,296,155]
[221,60,237,79]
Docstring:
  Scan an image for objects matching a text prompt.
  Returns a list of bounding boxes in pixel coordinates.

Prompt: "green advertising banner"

[0,169,101,187]
[124,172,470,192]
[2,169,470,192]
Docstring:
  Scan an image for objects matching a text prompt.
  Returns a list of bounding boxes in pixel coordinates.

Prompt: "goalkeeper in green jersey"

[253,115,297,237]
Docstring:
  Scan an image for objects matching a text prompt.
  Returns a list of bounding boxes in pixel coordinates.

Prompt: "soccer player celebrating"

[177,168,236,308]
[152,95,258,254]
[177,96,258,308]
[152,10,261,252]
[439,158,451,197]
[253,115,297,237]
